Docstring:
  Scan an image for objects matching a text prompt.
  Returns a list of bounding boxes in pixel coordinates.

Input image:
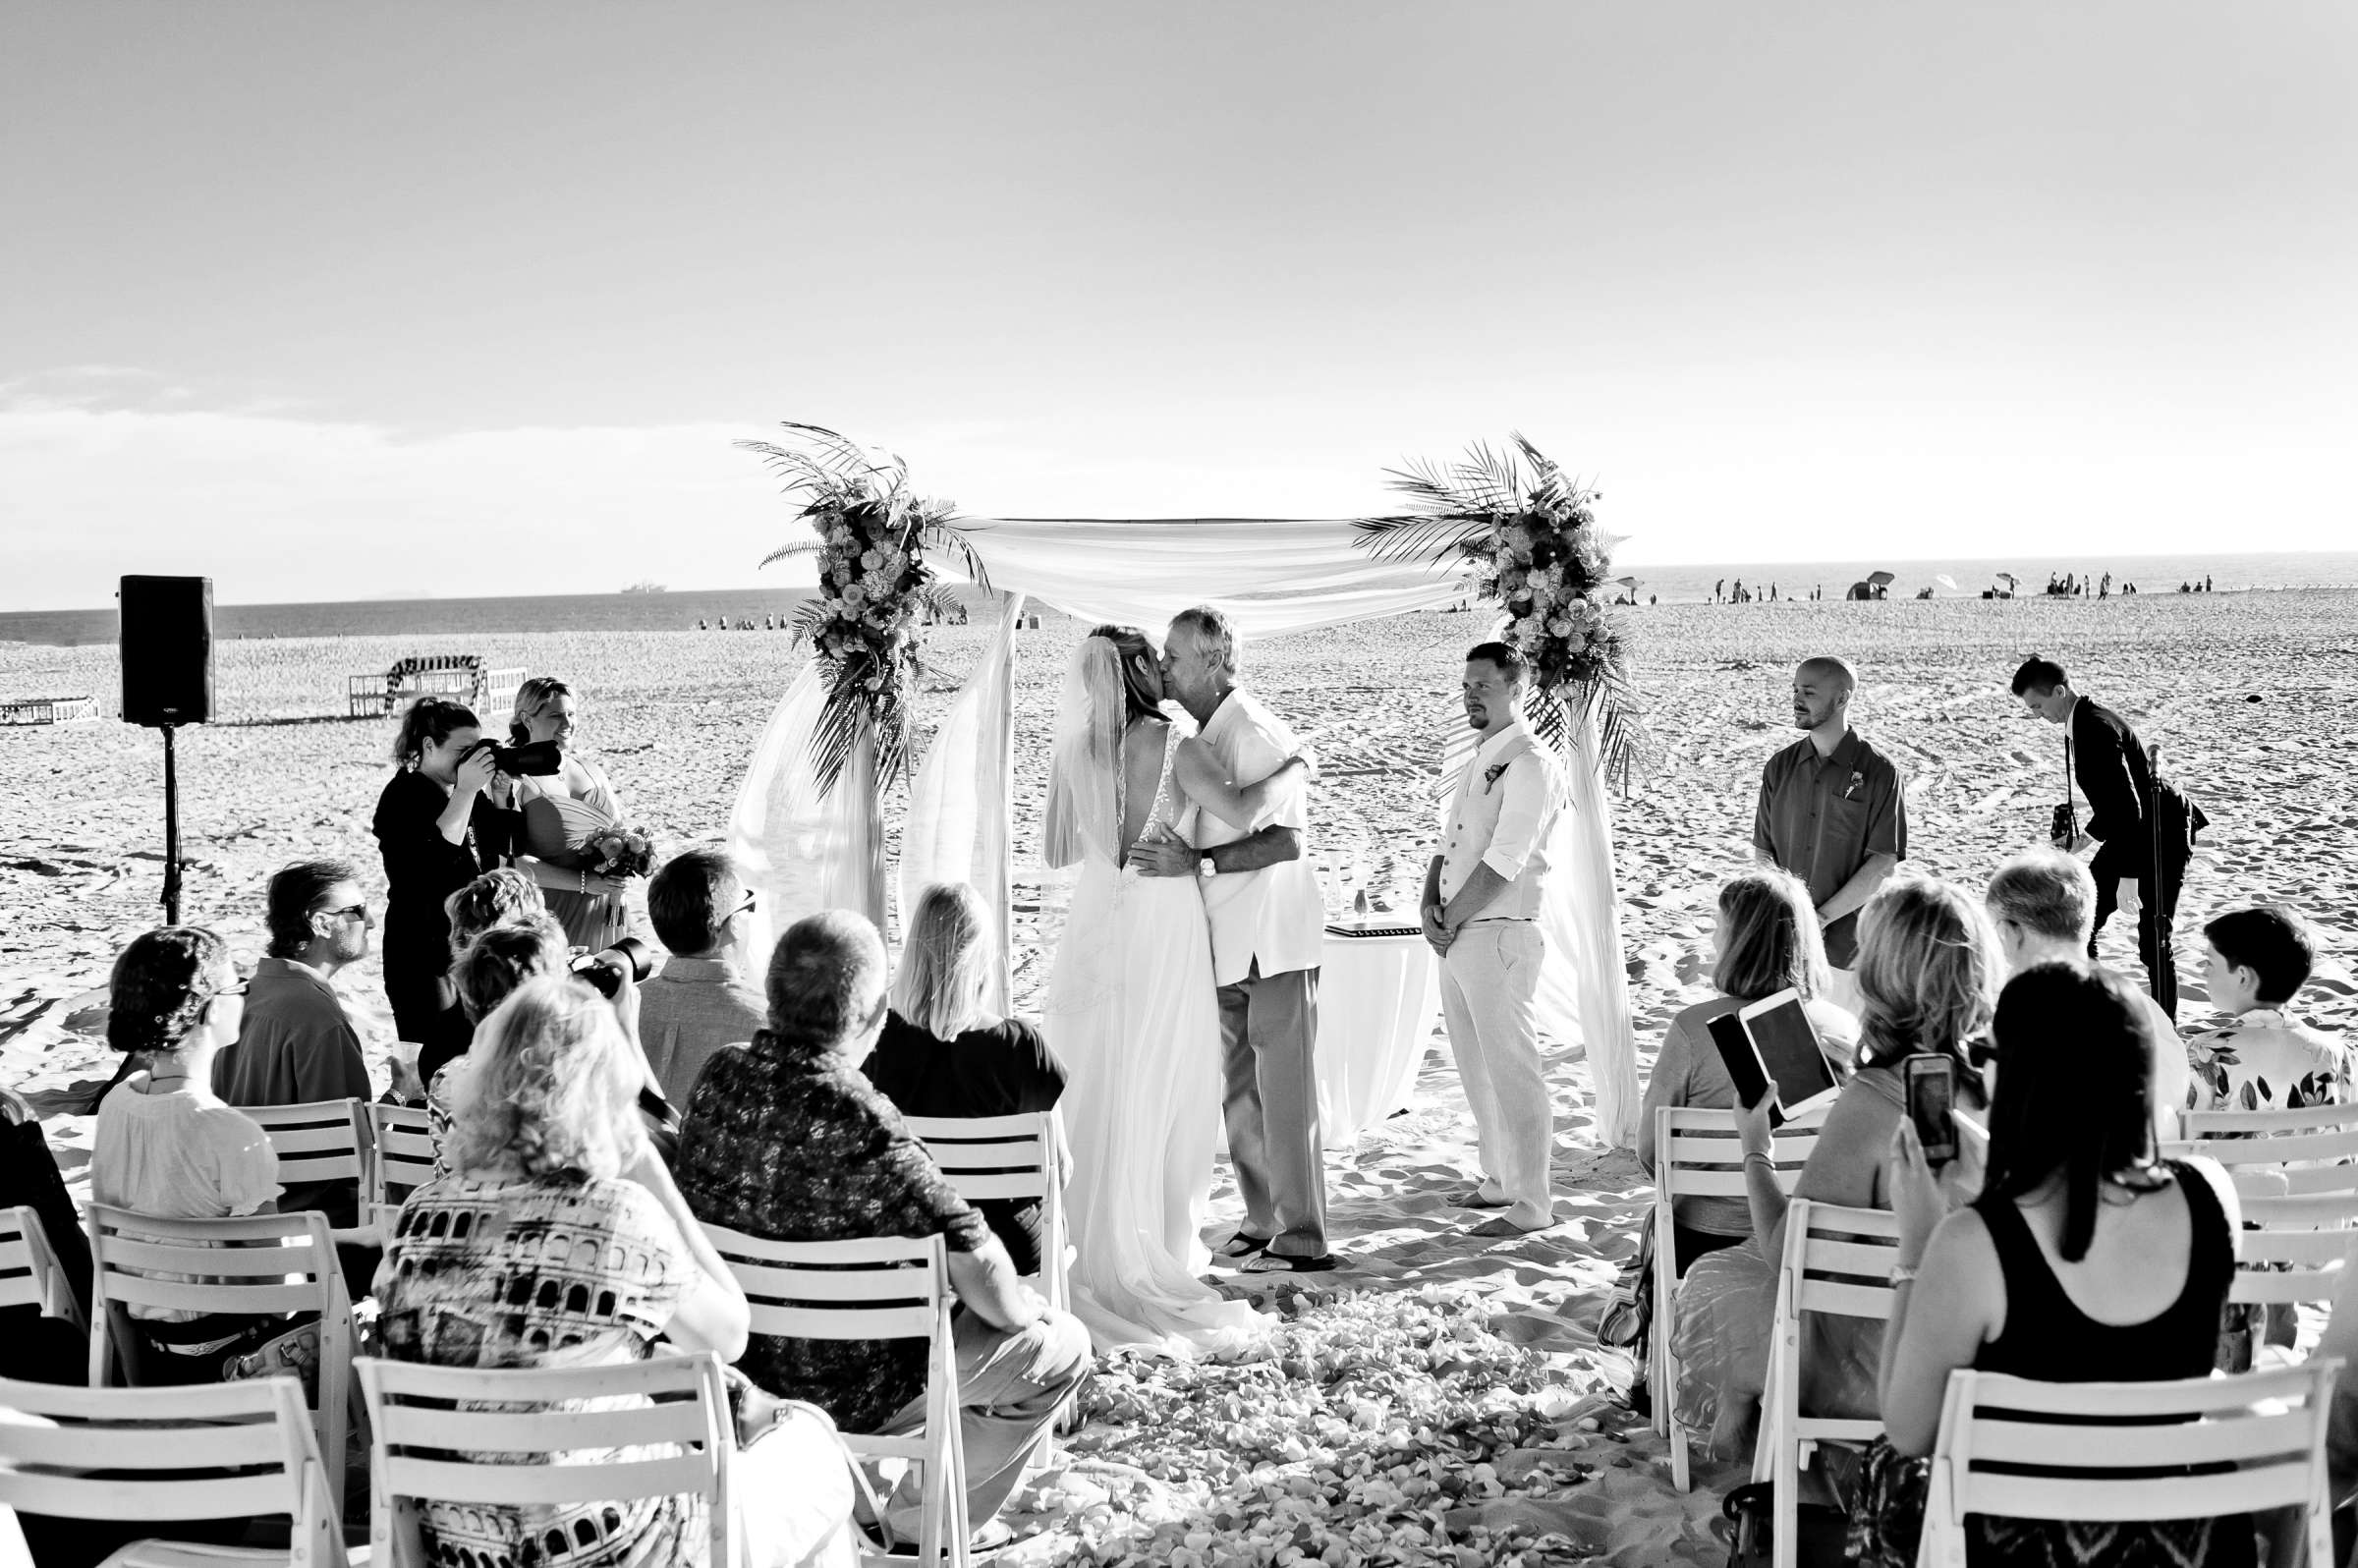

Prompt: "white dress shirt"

[1190,689,1326,985]
[1439,718,1566,923]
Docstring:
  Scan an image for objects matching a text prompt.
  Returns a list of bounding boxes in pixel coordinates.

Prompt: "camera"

[461,738,565,777]
[570,935,656,999]
[2049,802,2079,846]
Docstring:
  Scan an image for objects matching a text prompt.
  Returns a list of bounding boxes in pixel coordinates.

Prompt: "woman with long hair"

[507,676,636,950]
[1637,868,1860,1270]
[1867,963,2242,1566]
[865,881,1068,1273]
[1039,623,1306,1353]
[373,697,522,1071]
[378,977,857,1568]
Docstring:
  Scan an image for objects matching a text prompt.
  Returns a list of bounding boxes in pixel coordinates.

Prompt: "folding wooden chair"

[0,1204,87,1337]
[903,1112,1069,1313]
[702,1226,969,1568]
[1916,1361,2338,1568]
[0,1372,342,1568]
[363,1102,435,1231]
[86,1207,356,1487]
[2168,1101,2358,1197]
[1649,1102,1826,1491]
[1754,1199,1901,1568]
[356,1351,736,1568]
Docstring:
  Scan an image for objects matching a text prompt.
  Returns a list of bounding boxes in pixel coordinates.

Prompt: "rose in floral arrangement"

[1354,433,1651,790]
[583,824,654,879]
[740,422,990,794]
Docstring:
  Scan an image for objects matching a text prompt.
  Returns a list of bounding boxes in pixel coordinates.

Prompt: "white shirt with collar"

[1440,717,1567,923]
[1188,689,1325,986]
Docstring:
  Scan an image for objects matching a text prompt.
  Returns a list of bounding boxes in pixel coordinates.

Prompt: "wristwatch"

[1198,856,1217,879]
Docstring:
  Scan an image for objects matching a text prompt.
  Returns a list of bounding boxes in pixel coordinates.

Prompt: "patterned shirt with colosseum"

[377,1174,698,1568]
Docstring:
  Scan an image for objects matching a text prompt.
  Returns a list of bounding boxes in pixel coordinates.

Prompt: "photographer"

[372,698,524,1067]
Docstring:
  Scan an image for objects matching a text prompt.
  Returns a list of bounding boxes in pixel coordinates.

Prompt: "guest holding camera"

[508,676,637,950]
[373,698,522,1072]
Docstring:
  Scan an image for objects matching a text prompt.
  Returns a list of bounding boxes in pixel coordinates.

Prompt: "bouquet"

[584,824,655,879]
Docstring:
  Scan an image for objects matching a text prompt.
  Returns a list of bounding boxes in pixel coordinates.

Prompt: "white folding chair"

[242,1100,371,1195]
[1649,1102,1825,1491]
[703,1225,969,1568]
[0,1204,87,1338]
[356,1351,736,1568]
[1916,1361,2339,1568]
[363,1102,435,1231]
[2168,1101,2358,1197]
[86,1206,356,1487]
[1755,1199,1901,1568]
[0,1373,342,1568]
[903,1112,1070,1313]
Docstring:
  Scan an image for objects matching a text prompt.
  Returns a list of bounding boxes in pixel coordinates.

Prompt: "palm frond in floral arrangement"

[1354,432,1653,790]
[739,422,991,796]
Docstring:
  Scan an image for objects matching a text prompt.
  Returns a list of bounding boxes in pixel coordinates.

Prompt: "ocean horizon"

[4,549,2354,647]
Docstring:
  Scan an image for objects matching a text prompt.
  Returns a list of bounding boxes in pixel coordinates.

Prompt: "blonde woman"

[508,676,634,949]
[863,882,1069,1274]
[378,977,857,1568]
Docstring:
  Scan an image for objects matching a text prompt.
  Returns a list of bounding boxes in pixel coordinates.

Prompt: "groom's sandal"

[1241,1251,1340,1274]
[1213,1231,1271,1261]
[1451,1190,1512,1210]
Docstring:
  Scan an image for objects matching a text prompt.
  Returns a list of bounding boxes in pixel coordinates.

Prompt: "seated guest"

[865,881,1070,1275]
[0,1087,93,1381]
[1866,964,2243,1567]
[1636,868,1860,1272]
[641,848,769,1106]
[1673,876,1998,1458]
[2186,905,2350,1110]
[91,927,283,1383]
[421,868,547,1089]
[676,912,1093,1551]
[376,978,857,1568]
[425,918,574,1164]
[1986,849,2190,1136]
[212,859,375,1108]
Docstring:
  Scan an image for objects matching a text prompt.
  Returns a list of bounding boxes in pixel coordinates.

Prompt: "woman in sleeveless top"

[508,676,636,950]
[1873,961,2246,1568]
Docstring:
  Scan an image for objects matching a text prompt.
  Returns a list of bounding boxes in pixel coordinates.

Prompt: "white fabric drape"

[727,663,888,966]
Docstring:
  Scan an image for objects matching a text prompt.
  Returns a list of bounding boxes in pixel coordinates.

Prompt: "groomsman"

[1423,643,1567,1237]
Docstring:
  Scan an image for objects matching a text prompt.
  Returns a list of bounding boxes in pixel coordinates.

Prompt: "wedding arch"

[723,429,1645,1149]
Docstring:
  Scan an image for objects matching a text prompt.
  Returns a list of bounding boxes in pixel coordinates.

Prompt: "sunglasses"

[319,903,371,924]
[728,892,758,919]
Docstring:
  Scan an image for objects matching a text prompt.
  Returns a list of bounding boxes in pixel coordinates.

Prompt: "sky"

[3,2,2353,609]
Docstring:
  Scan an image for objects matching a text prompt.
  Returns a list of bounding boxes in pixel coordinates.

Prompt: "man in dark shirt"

[675,911,1091,1545]
[1753,657,1907,1008]
[2012,655,2185,1016]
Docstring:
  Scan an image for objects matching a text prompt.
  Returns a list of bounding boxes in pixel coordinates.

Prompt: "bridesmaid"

[373,698,523,1086]
[508,676,634,951]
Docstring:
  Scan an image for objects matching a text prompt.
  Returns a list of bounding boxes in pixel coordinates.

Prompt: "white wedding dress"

[1045,716,1269,1357]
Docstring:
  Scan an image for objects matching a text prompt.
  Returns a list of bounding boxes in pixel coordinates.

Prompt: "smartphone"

[1904,1054,1958,1166]
[1738,990,1841,1119]
[1706,1013,1775,1117]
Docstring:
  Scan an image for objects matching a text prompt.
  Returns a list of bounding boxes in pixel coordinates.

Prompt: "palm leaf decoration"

[1355,431,1653,791]
[739,422,991,796]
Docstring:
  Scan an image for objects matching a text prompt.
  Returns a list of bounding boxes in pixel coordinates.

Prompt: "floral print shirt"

[675,1032,990,1434]
[2185,1008,2352,1112]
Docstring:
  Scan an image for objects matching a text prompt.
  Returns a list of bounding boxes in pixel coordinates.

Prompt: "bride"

[1043,625,1309,1355]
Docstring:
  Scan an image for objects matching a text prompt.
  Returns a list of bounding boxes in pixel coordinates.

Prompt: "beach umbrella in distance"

[1613,576,1642,588]
[1994,572,2019,588]
[1867,570,1896,588]
[1935,574,1959,591]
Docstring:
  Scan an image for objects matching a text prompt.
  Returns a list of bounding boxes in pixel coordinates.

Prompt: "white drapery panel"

[726,662,888,967]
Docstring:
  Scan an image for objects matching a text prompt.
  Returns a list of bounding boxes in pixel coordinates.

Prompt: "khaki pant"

[1218,963,1329,1259]
[1438,921,1555,1229]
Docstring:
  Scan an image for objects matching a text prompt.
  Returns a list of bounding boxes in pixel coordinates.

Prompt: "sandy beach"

[5,591,2354,1563]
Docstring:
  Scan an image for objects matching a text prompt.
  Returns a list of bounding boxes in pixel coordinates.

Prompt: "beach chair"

[363,1102,435,1232]
[2167,1101,2358,1197]
[902,1112,1069,1314]
[0,1373,343,1568]
[357,1351,736,1568]
[0,1204,87,1338]
[702,1226,969,1568]
[1649,1103,1826,1492]
[1915,1361,2338,1568]
[1754,1200,1902,1568]
[243,1099,371,1209]
[86,1206,357,1487]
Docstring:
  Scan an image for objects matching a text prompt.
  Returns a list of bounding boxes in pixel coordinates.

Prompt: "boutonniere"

[1842,769,1865,800]
[1484,761,1510,793]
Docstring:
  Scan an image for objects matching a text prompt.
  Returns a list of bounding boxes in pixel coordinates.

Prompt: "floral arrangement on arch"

[739,422,989,794]
[1354,433,1651,789]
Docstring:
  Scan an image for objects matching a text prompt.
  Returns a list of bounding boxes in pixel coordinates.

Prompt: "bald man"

[1753,656,1906,1010]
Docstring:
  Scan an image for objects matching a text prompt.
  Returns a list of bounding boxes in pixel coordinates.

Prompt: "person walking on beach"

[2010,655,2185,1017]
[1424,643,1568,1236]
[1753,656,1906,1013]
[1714,579,1724,604]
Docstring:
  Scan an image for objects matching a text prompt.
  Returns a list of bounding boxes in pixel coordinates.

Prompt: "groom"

[1131,605,1334,1273]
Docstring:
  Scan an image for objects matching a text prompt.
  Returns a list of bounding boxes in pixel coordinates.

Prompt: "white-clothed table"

[1315,924,1440,1145]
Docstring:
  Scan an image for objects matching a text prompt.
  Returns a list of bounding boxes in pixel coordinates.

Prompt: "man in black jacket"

[2011,655,2185,1016]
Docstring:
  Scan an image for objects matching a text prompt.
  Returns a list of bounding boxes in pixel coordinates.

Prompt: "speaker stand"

[160,723,183,924]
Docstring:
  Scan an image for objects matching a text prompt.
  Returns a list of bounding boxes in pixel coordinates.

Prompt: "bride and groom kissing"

[1042,605,1334,1355]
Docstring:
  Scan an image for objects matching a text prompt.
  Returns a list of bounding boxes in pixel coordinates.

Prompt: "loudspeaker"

[120,575,214,727]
